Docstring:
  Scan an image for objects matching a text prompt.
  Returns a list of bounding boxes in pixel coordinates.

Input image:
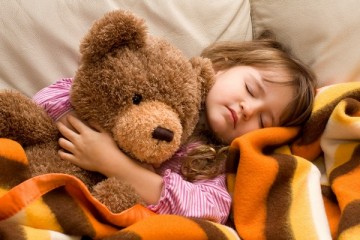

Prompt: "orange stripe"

[291,137,322,161]
[332,166,360,237]
[231,127,298,239]
[0,138,28,164]
[118,215,208,240]
[323,196,340,239]
[0,173,155,237]
[332,166,360,209]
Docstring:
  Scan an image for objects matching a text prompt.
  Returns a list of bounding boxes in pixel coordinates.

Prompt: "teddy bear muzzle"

[113,101,183,165]
[152,126,174,142]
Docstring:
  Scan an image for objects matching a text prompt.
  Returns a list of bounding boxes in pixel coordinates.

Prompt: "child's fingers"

[57,122,78,142]
[58,149,77,164]
[66,114,90,134]
[58,137,75,153]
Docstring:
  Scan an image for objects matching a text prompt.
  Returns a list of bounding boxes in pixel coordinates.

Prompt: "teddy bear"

[0,10,215,213]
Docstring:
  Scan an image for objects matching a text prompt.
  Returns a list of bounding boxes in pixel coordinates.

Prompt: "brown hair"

[180,32,317,181]
[200,32,317,126]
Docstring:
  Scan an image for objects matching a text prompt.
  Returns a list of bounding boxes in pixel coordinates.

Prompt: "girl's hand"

[57,114,121,174]
[56,114,163,204]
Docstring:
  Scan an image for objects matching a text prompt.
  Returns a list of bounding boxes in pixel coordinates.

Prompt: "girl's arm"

[33,78,73,121]
[148,170,231,224]
[56,114,163,205]
[57,114,232,224]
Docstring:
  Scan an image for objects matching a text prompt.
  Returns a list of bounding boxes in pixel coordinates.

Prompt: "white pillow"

[0,0,252,96]
[250,0,360,87]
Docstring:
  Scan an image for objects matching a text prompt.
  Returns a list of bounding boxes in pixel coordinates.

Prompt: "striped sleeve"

[147,170,231,224]
[32,78,73,121]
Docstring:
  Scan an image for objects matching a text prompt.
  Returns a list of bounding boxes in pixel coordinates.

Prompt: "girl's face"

[205,65,295,144]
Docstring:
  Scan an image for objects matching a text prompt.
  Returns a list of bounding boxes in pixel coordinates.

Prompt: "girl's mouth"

[227,107,238,128]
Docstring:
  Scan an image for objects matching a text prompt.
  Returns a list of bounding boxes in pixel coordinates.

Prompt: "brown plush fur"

[0,10,214,213]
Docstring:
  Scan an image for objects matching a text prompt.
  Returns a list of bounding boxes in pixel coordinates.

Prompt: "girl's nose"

[240,100,260,121]
[241,104,251,121]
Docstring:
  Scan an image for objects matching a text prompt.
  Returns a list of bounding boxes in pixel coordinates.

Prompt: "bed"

[1,1,360,239]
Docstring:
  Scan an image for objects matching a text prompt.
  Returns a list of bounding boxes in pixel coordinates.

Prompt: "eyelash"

[259,114,265,128]
[245,84,254,97]
[246,83,264,128]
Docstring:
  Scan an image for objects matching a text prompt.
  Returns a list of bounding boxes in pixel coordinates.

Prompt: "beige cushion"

[0,0,252,96]
[250,0,360,87]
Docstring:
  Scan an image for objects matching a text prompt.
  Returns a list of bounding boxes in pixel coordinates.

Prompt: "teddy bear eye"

[132,94,143,105]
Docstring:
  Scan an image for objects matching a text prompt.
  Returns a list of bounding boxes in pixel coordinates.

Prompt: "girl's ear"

[190,57,216,104]
[79,10,147,63]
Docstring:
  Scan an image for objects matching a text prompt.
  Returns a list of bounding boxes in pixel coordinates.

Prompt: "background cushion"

[0,0,252,96]
[250,0,360,87]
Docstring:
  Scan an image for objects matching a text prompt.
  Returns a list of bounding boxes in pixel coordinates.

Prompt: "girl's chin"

[212,131,231,144]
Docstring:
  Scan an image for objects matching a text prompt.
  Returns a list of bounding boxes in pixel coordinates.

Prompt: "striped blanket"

[227,82,360,239]
[1,82,359,239]
[0,138,238,240]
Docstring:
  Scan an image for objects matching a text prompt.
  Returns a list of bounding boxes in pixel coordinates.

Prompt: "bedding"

[1,1,359,95]
[227,81,360,239]
[0,0,252,97]
[1,1,360,239]
[250,0,360,87]
[1,81,360,239]
[0,138,239,240]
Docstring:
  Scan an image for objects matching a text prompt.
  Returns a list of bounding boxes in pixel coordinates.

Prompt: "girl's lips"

[226,107,238,128]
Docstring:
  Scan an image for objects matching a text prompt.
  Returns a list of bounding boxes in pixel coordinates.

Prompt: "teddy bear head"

[70,10,215,165]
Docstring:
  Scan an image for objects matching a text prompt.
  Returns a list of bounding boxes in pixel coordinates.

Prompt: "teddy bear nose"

[152,126,174,142]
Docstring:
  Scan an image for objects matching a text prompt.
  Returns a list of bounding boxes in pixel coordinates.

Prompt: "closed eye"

[259,114,265,128]
[245,84,254,97]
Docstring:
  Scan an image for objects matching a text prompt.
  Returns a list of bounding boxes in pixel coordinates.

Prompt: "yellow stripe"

[338,224,360,240]
[289,156,318,239]
[322,99,360,173]
[332,100,360,125]
[0,188,8,197]
[330,142,358,173]
[274,145,292,155]
[313,82,360,112]
[25,198,63,232]
[24,225,51,240]
[226,173,236,196]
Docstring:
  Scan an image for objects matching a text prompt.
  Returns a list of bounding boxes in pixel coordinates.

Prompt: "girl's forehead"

[258,67,293,84]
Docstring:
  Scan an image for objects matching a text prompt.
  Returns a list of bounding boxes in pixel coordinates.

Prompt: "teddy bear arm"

[0,90,58,147]
[91,177,145,213]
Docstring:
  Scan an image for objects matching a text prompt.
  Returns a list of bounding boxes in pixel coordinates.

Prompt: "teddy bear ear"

[190,57,216,103]
[79,10,147,63]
